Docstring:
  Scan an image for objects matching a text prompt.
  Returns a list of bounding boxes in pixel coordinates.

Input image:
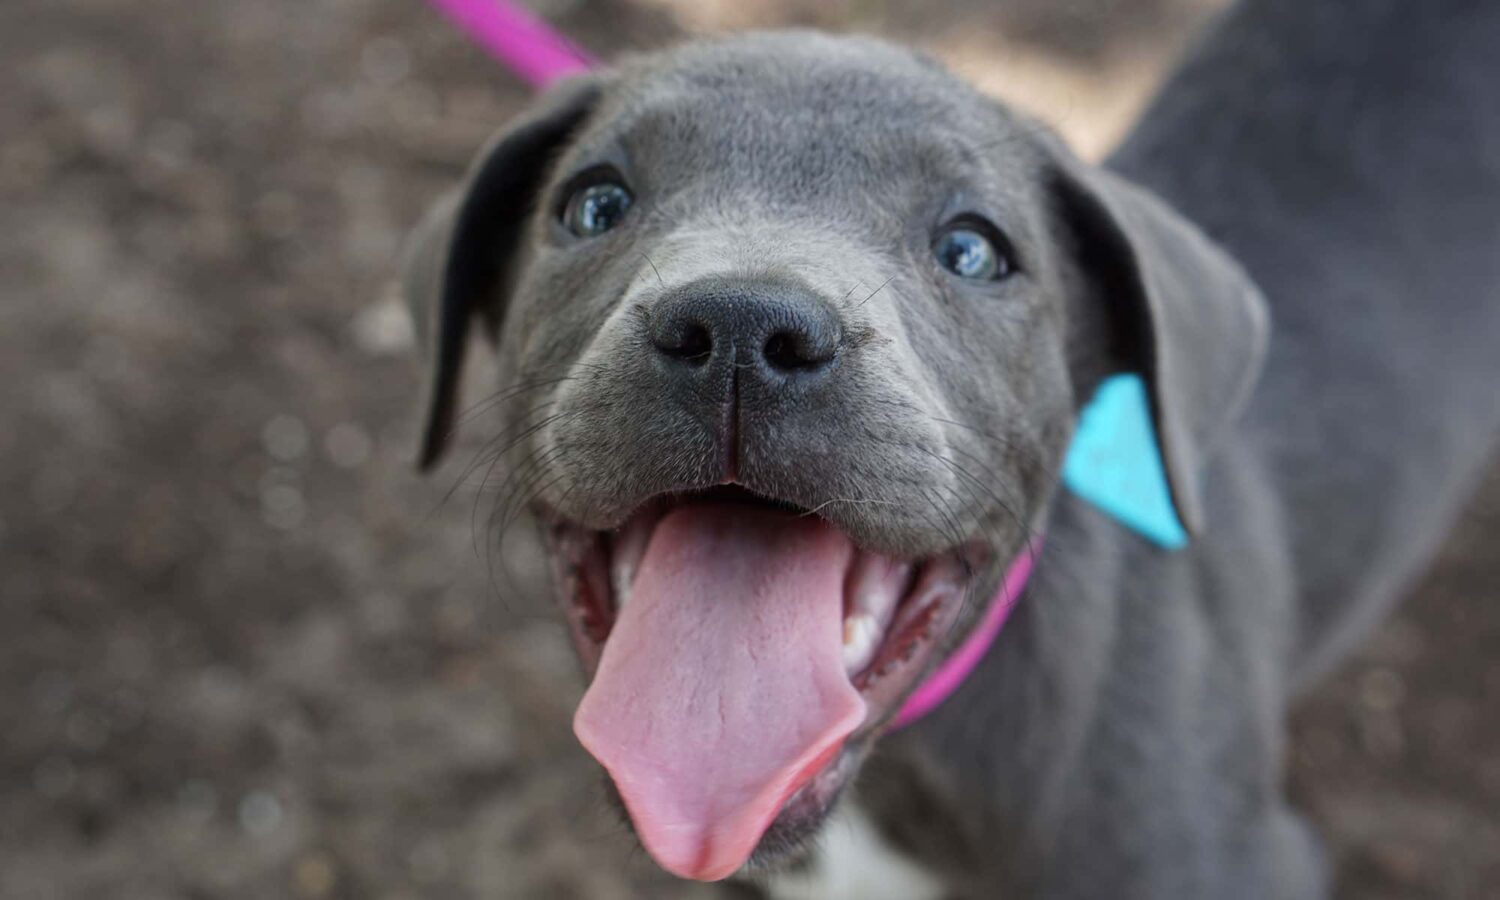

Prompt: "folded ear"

[404,76,603,470]
[1051,163,1270,534]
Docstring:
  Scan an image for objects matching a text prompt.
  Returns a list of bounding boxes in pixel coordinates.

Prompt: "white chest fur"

[762,803,947,900]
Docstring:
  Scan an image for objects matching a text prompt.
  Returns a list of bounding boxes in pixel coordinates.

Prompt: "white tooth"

[610,517,655,610]
[842,612,883,675]
[848,554,911,628]
[611,560,632,609]
[841,554,913,676]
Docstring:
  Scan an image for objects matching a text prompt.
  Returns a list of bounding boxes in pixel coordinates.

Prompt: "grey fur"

[403,3,1500,897]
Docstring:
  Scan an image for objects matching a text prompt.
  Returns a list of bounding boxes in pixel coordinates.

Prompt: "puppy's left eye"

[563,180,634,238]
[933,221,1013,281]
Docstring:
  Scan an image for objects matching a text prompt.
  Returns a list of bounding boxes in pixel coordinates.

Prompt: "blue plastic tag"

[1061,373,1188,549]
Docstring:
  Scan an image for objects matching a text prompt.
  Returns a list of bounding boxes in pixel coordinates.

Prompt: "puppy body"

[762,802,944,900]
[404,1,1500,896]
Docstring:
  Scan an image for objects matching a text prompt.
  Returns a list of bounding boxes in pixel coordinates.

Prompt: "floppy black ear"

[1052,163,1270,534]
[404,76,603,470]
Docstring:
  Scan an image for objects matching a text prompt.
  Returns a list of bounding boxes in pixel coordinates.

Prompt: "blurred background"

[2,0,1496,897]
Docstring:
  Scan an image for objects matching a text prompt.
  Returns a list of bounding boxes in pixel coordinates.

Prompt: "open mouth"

[543,485,984,881]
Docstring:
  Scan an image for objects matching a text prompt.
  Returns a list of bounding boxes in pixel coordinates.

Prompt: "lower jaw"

[745,743,864,869]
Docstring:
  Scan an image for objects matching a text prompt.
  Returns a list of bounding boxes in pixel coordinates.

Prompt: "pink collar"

[890,541,1039,729]
[425,0,1039,731]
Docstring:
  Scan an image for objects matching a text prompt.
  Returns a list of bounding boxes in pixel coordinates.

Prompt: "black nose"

[648,278,841,379]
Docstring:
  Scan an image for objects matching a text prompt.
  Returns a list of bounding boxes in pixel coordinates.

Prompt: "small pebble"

[238,790,283,837]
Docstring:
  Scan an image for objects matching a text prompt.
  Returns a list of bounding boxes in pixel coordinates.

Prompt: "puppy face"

[406,31,1266,883]
[508,35,1076,542]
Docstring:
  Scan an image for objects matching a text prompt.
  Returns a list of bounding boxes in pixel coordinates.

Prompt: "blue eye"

[564,181,633,237]
[933,224,1011,280]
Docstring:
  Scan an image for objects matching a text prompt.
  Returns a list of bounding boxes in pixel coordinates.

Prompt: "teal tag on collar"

[1061,373,1188,549]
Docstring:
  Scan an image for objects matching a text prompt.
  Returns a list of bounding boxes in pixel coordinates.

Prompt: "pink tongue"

[573,504,867,881]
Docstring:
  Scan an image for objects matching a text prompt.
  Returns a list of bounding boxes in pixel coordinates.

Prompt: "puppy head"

[405,32,1266,882]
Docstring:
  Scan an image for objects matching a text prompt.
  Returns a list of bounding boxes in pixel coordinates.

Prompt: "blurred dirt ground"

[1,1,1496,898]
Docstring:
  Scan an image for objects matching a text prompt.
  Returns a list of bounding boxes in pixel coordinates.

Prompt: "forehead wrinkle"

[639,179,913,266]
[627,208,901,305]
[605,102,993,204]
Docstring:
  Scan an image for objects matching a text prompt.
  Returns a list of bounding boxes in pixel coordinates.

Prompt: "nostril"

[762,332,801,370]
[763,329,836,372]
[675,324,713,363]
[653,321,714,365]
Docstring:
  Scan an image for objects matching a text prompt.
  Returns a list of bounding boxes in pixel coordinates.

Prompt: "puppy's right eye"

[563,180,633,238]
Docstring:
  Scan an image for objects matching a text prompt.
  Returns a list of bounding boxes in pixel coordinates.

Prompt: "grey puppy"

[402,1,1500,896]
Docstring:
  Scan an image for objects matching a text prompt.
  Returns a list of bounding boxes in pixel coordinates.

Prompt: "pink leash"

[426,0,593,87]
[426,0,1038,729]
